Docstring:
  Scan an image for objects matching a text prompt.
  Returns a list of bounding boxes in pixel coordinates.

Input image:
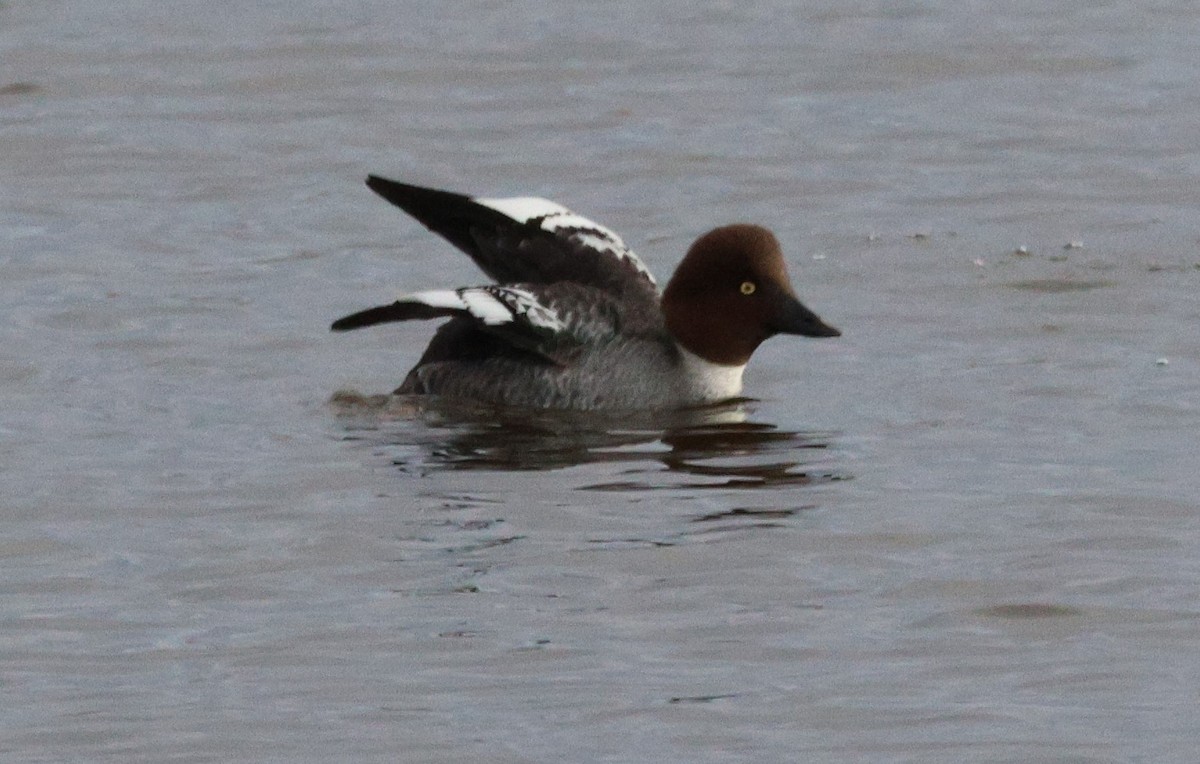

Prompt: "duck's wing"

[331,285,582,363]
[364,175,659,300]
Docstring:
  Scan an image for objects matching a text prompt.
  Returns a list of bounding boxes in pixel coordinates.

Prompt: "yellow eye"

[739,281,756,295]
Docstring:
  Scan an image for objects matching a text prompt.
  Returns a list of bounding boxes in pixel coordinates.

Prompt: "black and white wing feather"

[331,285,575,362]
[364,175,658,301]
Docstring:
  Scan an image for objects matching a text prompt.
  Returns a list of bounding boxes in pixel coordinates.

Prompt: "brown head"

[662,224,840,366]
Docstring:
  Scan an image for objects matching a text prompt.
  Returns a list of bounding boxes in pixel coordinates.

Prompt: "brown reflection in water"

[332,394,847,555]
[331,392,848,490]
[684,506,817,537]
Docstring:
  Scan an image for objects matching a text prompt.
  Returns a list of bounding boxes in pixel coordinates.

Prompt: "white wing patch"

[405,289,469,310]
[475,195,657,287]
[402,286,565,331]
[476,196,572,223]
[458,290,513,325]
[483,287,565,331]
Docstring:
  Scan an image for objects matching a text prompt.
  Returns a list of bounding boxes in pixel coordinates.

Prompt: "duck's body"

[332,176,839,410]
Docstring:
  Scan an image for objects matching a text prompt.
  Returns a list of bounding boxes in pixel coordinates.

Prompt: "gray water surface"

[4,2,1200,762]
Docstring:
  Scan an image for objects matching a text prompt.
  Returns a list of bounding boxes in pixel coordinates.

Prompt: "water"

[4,1,1200,761]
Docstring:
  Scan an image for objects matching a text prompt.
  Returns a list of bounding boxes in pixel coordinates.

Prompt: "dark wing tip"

[362,175,495,247]
[365,174,390,193]
[364,174,416,203]
[331,299,463,332]
[331,303,405,331]
[364,174,473,209]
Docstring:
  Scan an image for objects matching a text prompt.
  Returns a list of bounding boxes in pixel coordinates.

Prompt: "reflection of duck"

[331,176,839,410]
[332,394,843,489]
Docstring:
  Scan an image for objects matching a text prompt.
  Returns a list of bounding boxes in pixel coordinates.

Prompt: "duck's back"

[396,283,690,410]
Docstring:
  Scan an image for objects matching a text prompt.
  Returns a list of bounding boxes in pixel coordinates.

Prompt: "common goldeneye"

[331,175,840,410]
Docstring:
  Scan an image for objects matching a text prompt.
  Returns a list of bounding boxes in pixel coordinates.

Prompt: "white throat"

[677,345,746,402]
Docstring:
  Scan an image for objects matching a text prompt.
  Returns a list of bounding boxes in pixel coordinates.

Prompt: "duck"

[331,175,839,410]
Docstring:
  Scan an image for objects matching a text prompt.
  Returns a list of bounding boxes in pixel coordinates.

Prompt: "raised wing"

[331,285,575,362]
[364,175,658,300]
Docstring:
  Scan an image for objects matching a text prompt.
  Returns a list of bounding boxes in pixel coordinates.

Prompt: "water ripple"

[331,392,849,493]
